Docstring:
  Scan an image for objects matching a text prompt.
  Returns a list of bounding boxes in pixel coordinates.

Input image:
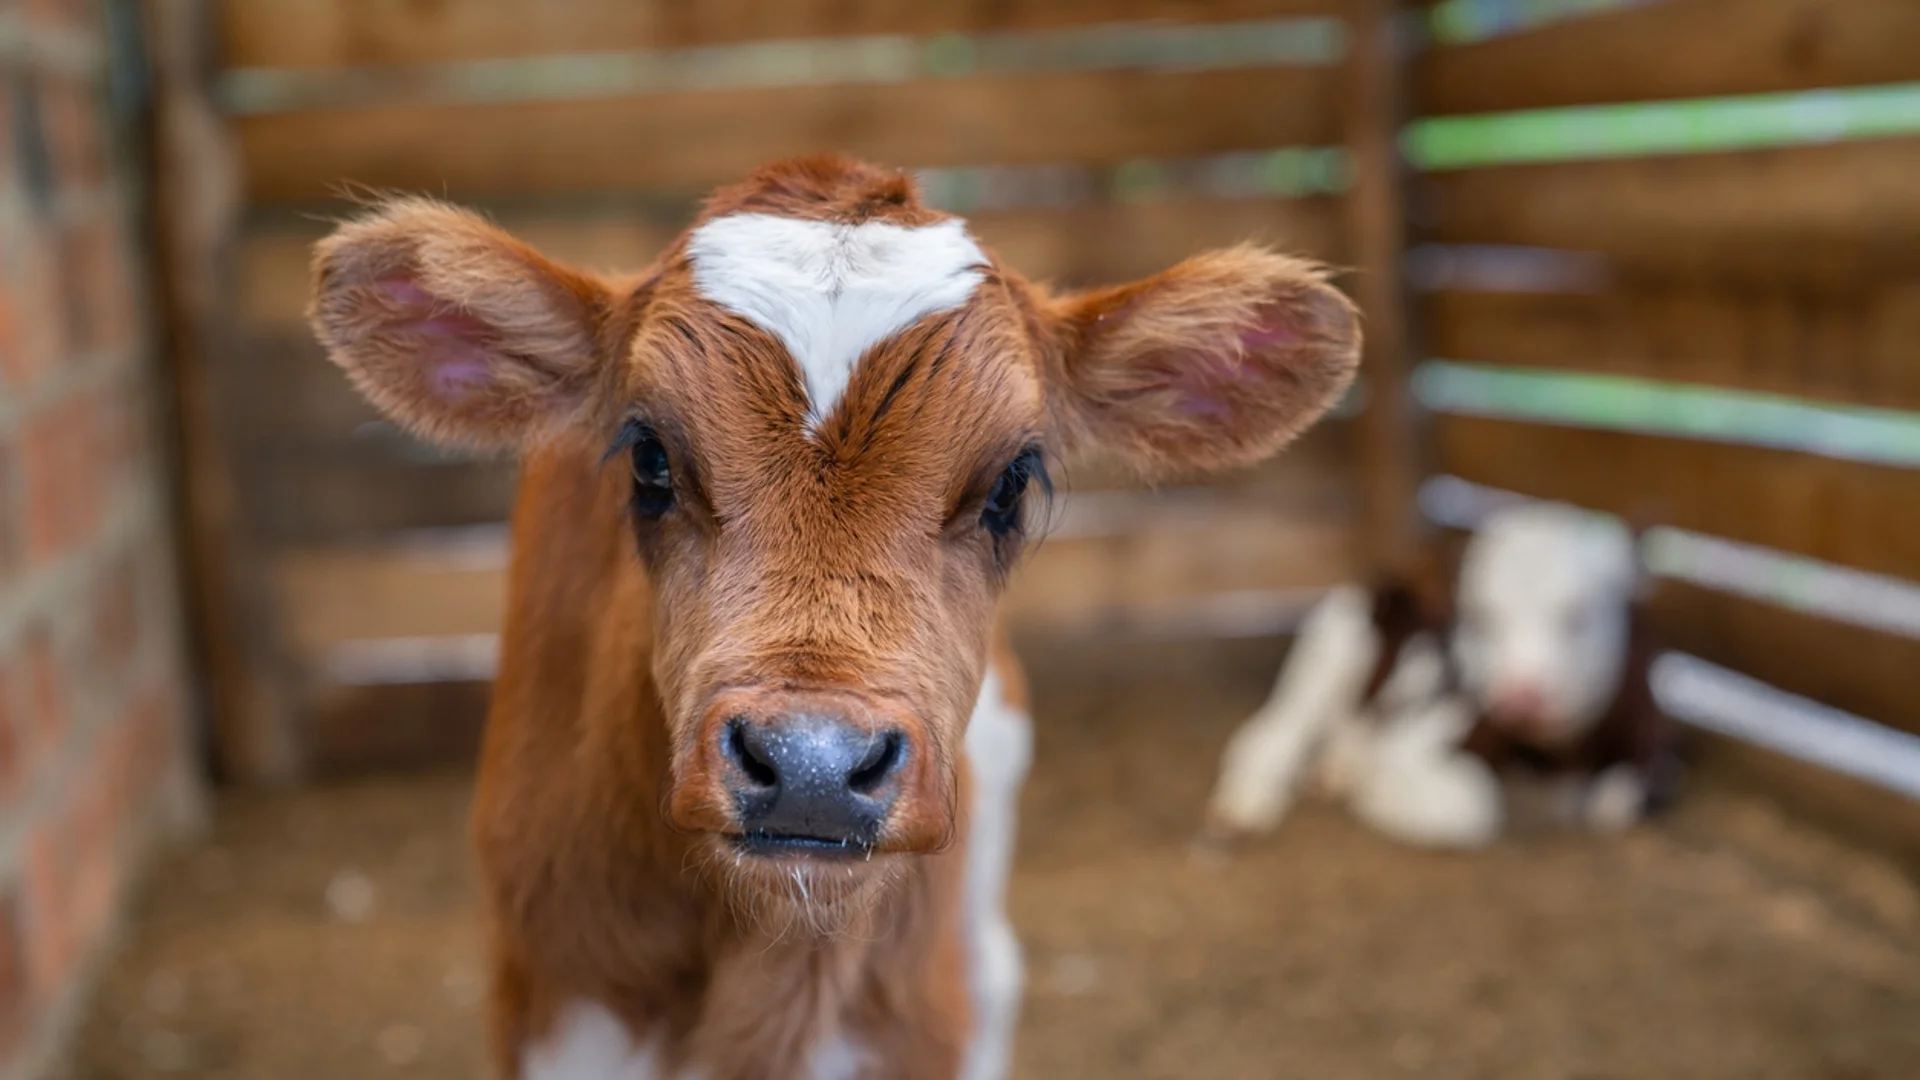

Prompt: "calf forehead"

[686,211,990,425]
[1460,505,1635,613]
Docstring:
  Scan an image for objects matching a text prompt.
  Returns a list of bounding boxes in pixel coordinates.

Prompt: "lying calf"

[1205,503,1682,849]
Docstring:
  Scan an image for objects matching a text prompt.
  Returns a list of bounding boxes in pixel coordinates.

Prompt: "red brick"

[0,892,28,1054]
[20,387,117,565]
[7,74,54,213]
[20,824,74,1006]
[0,658,20,801]
[97,682,169,838]
[100,695,137,820]
[0,228,16,387]
[0,226,64,392]
[140,681,181,794]
[106,387,136,498]
[22,0,101,34]
[87,549,140,687]
[67,389,111,546]
[70,757,120,952]
[0,438,20,581]
[0,76,13,186]
[53,222,90,357]
[19,407,69,565]
[22,625,65,761]
[51,215,135,357]
[0,285,16,393]
[71,214,134,356]
[36,77,103,192]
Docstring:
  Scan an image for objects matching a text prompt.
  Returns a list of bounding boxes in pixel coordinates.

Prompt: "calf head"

[1451,503,1641,745]
[309,157,1358,915]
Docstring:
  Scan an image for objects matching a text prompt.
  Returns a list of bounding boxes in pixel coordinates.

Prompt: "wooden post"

[1345,0,1427,570]
[139,0,304,784]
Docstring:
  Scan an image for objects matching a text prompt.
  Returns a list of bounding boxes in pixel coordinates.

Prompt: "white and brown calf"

[308,155,1359,1079]
[1206,502,1682,850]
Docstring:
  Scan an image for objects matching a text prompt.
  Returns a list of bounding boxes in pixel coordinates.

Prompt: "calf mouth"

[726,830,879,861]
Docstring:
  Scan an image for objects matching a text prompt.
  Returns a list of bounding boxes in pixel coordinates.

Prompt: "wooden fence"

[166,0,1918,850]
[1410,0,1920,855]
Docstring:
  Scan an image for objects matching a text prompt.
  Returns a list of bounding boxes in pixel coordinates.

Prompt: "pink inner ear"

[1237,319,1301,352]
[426,347,495,399]
[1170,361,1239,420]
[1166,306,1304,419]
[379,278,436,307]
[376,277,499,403]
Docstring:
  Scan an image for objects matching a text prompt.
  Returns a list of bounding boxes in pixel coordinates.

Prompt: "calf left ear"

[1045,246,1361,478]
[308,198,616,450]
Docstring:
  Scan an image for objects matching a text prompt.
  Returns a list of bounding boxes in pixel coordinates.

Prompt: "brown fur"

[309,155,1359,1078]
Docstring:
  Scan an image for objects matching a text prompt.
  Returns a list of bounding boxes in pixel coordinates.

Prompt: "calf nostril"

[726,718,779,789]
[847,731,904,795]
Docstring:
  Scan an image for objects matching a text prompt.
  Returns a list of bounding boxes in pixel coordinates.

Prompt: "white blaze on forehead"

[686,212,988,423]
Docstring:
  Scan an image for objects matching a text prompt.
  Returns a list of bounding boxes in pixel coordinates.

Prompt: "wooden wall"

[1410,0,1920,848]
[200,0,1374,777]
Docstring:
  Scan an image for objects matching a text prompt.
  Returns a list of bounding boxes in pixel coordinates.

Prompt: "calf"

[1205,502,1681,850]
[309,156,1359,1079]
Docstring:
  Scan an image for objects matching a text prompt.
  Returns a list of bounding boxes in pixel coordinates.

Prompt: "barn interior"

[1,1,1915,1078]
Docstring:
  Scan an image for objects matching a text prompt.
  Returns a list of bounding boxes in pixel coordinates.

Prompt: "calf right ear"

[308,198,615,449]
[1041,245,1360,480]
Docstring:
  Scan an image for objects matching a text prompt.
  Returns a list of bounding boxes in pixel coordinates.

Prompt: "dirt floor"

[56,636,1920,1080]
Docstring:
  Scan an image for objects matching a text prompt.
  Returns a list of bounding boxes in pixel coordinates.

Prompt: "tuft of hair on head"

[699,153,932,225]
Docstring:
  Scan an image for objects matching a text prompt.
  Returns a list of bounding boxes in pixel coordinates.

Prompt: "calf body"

[1207,503,1681,849]
[310,157,1359,1078]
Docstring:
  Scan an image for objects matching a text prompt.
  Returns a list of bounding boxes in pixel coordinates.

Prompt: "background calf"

[1205,503,1682,849]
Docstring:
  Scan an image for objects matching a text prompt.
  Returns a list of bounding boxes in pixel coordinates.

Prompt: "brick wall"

[0,0,201,1073]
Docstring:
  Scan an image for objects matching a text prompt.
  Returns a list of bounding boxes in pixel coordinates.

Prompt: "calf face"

[310,157,1358,914]
[1451,503,1639,745]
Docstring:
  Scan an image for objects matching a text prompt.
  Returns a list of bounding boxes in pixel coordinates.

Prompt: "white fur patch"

[1207,586,1380,834]
[686,213,987,424]
[1312,712,1373,801]
[959,665,1031,1080]
[1313,632,1446,801]
[524,1001,669,1080]
[1350,696,1504,849]
[1372,632,1448,715]
[1584,763,1646,834]
[808,1034,872,1080]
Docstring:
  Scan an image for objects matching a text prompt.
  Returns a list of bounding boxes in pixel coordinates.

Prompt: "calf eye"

[982,447,1044,538]
[624,426,675,518]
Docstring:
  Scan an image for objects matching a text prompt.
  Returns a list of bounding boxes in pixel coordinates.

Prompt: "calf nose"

[723,715,905,847]
[1489,684,1549,725]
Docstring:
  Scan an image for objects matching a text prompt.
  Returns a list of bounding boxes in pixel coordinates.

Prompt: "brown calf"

[309,156,1359,1080]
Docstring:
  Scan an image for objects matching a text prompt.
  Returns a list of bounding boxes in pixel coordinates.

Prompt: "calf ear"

[308,198,615,449]
[1045,246,1361,478]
